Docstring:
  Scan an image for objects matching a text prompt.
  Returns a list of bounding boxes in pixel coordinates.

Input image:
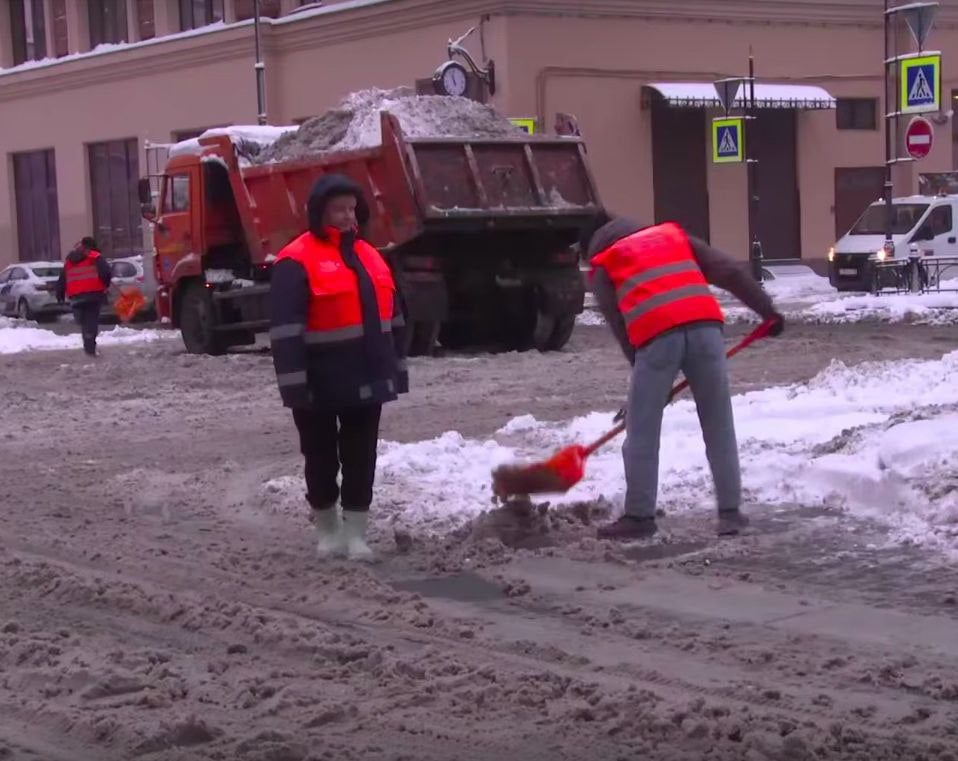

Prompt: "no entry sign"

[905,116,934,160]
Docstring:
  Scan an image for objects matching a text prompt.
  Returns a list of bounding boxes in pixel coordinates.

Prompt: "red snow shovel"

[491,320,776,499]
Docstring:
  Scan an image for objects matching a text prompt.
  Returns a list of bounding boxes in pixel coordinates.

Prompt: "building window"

[88,139,141,257]
[235,0,282,19]
[836,98,877,130]
[9,0,47,65]
[12,150,61,262]
[136,0,155,40]
[180,0,224,30]
[51,0,68,56]
[89,0,129,46]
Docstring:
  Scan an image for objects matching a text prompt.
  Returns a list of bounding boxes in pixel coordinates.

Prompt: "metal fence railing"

[872,256,958,295]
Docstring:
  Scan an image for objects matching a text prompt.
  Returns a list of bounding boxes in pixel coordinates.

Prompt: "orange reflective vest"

[590,222,723,347]
[65,251,107,298]
[276,229,395,343]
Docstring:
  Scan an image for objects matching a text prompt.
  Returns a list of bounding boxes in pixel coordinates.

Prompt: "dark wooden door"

[13,150,60,262]
[651,102,710,242]
[834,167,885,238]
[751,110,801,259]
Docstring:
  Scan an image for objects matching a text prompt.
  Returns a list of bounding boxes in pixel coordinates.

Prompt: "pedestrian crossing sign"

[900,54,941,114]
[712,117,744,163]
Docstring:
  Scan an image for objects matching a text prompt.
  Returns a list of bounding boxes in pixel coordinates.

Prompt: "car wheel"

[17,299,33,322]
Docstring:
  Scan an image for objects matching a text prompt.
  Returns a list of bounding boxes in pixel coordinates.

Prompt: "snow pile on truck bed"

[254,87,522,164]
[168,125,296,160]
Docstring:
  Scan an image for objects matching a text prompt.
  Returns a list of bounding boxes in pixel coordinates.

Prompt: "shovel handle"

[582,320,774,458]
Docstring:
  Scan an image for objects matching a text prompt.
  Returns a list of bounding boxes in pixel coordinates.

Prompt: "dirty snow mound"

[257,87,521,163]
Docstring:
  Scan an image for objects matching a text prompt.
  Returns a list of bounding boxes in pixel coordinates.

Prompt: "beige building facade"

[1,0,957,268]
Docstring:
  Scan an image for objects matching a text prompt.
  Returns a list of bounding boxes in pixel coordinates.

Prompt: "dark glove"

[613,407,626,424]
[768,312,785,337]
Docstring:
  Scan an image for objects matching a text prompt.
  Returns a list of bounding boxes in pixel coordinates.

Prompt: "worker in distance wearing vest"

[586,215,784,540]
[269,175,408,561]
[56,237,112,357]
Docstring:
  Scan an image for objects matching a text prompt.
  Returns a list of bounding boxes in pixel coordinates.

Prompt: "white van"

[828,194,958,291]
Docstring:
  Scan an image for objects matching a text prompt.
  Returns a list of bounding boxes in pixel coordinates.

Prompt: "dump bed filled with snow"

[254,87,523,164]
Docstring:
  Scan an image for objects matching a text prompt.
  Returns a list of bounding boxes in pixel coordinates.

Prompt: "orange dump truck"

[138,112,602,355]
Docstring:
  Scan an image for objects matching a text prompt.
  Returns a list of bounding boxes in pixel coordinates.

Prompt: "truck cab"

[828,194,958,291]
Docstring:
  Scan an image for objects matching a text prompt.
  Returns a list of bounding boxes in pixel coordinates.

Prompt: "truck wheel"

[513,307,555,353]
[545,313,577,351]
[180,282,225,355]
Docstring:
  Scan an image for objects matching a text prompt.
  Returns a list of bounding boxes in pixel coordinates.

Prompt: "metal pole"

[746,51,762,282]
[883,0,893,248]
[254,0,267,125]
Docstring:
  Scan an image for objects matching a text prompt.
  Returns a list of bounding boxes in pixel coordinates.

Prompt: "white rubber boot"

[341,511,374,562]
[312,507,344,558]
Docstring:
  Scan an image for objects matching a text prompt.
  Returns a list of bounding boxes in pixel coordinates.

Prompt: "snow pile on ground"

[0,317,171,354]
[255,87,521,163]
[333,350,958,550]
[805,288,958,324]
[720,271,958,325]
[575,310,606,327]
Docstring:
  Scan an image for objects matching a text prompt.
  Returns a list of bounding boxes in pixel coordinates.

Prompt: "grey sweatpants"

[623,323,741,518]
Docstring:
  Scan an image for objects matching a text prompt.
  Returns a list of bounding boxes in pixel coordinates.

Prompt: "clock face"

[441,64,468,97]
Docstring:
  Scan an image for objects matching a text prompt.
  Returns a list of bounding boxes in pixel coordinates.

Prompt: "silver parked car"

[102,254,157,320]
[0,261,69,322]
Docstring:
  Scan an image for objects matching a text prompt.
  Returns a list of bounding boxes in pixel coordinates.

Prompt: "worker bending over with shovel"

[586,216,783,540]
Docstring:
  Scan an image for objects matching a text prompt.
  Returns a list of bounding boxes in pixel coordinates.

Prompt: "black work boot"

[597,515,658,541]
[717,509,750,536]
[83,338,96,356]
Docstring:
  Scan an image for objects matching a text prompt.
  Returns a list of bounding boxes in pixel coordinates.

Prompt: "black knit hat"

[307,174,370,238]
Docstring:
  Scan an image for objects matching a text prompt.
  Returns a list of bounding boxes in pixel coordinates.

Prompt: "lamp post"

[745,52,762,282]
[883,1,939,252]
[254,0,267,125]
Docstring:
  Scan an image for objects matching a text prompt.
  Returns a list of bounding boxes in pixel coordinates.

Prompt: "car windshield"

[29,266,62,278]
[849,203,929,235]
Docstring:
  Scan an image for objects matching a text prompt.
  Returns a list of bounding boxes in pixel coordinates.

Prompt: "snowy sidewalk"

[0,316,173,354]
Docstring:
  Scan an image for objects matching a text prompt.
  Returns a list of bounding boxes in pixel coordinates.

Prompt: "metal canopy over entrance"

[643,82,836,109]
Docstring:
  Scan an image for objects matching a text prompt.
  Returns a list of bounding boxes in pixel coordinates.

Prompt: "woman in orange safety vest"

[269,175,408,561]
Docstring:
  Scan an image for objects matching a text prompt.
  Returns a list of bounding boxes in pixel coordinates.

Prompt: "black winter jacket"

[269,175,409,411]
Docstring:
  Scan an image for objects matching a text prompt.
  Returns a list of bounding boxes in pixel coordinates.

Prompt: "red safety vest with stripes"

[64,251,107,298]
[276,228,395,344]
[590,222,724,348]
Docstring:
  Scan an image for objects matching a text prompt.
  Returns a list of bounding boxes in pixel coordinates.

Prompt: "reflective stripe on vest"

[591,222,723,347]
[304,320,393,345]
[64,253,106,298]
